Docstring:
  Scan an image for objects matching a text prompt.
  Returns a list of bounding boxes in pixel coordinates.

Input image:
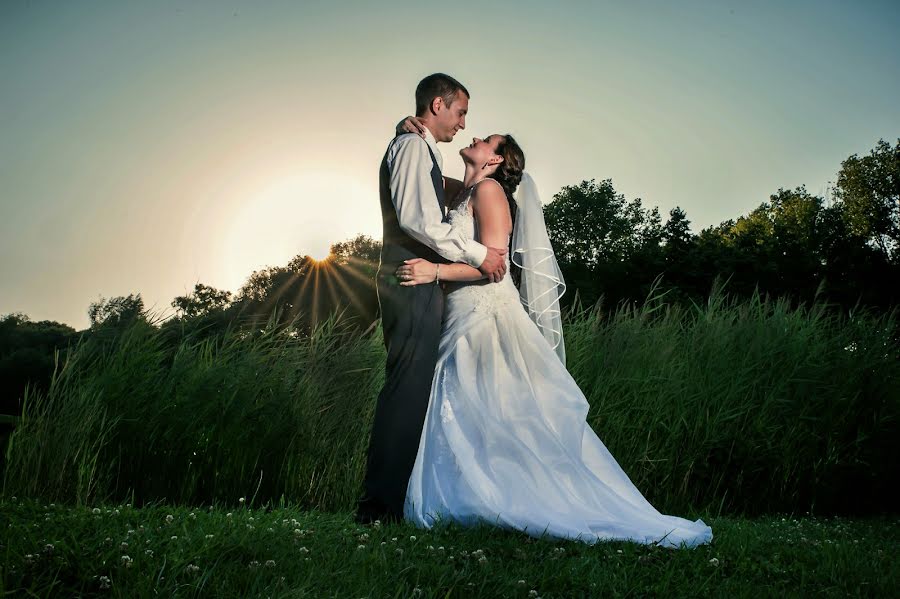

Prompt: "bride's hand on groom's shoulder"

[395,258,436,286]
[396,116,426,139]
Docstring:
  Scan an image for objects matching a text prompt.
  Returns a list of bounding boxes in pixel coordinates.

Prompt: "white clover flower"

[99,575,111,589]
[616,549,623,554]
[358,533,369,542]
[409,535,416,541]
[92,508,101,515]
[127,529,135,536]
[517,580,526,586]
[121,555,133,568]
[43,543,54,554]
[120,542,128,551]
[427,545,435,551]
[226,512,233,518]
[529,591,539,598]
[249,560,260,569]
[391,537,398,542]
[113,509,120,516]
[299,547,310,554]
[239,497,246,504]
[438,546,445,551]
[170,535,178,541]
[186,564,200,575]
[165,514,174,524]
[265,559,276,568]
[373,520,382,528]
[412,587,423,596]
[709,557,720,566]
[357,544,366,550]
[205,534,214,539]
[381,541,387,546]
[478,556,487,564]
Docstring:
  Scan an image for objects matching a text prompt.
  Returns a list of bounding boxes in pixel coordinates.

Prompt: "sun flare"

[219,171,379,289]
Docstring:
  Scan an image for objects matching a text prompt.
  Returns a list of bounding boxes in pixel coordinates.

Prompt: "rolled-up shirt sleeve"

[387,136,488,268]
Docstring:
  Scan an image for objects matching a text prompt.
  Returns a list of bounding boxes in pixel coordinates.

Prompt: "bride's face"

[459,135,503,167]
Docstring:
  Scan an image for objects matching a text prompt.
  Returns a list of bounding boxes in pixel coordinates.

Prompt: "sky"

[1,0,898,330]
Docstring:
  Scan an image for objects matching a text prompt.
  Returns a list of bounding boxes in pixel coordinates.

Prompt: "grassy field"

[2,497,897,597]
[2,286,898,595]
[4,284,898,517]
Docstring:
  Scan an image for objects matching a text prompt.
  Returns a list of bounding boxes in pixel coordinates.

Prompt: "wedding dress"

[403,180,713,548]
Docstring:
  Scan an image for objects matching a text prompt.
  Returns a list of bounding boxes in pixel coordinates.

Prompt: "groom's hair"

[415,73,470,117]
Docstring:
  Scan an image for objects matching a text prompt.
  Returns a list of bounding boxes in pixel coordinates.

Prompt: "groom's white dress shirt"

[385,128,488,268]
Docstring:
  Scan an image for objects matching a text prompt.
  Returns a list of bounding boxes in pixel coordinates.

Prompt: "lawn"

[2,498,897,597]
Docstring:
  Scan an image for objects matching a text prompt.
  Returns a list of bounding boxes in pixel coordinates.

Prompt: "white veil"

[511,172,567,364]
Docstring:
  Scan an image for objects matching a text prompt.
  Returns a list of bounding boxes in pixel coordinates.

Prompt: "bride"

[392,121,713,549]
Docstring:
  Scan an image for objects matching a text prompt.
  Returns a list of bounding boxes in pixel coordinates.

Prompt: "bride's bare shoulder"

[472,178,512,228]
[472,178,507,204]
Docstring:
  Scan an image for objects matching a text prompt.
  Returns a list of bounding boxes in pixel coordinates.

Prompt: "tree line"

[1,138,898,419]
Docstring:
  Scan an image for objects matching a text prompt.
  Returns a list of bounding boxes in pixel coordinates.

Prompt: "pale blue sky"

[2,0,898,329]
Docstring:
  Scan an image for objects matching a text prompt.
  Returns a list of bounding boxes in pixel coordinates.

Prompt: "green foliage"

[3,498,899,597]
[171,283,233,319]
[543,179,663,268]
[4,310,385,511]
[4,285,898,517]
[835,138,900,261]
[88,293,146,330]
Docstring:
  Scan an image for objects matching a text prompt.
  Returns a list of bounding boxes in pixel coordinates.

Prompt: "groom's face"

[434,90,468,142]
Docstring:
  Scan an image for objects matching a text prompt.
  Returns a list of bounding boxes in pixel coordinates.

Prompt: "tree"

[330,234,382,267]
[544,179,662,268]
[835,138,900,262]
[543,179,666,309]
[88,293,146,329]
[171,283,233,319]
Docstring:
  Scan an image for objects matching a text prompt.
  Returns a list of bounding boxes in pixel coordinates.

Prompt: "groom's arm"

[387,135,488,268]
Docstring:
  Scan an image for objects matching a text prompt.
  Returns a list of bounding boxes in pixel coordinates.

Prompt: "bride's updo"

[487,135,525,286]
[488,134,525,198]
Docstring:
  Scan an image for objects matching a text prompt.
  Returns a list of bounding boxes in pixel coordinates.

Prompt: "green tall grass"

[4,283,898,516]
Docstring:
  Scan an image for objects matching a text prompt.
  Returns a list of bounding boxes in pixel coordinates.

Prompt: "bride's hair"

[487,135,525,287]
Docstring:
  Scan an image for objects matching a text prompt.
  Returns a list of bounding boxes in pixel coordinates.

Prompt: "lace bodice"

[443,183,521,317]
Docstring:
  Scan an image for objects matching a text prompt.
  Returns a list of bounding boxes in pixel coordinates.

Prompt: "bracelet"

[434,264,441,285]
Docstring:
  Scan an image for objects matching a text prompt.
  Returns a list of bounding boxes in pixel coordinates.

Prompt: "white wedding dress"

[403,183,713,548]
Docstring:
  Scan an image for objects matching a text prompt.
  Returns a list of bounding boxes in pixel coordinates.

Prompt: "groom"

[355,73,508,524]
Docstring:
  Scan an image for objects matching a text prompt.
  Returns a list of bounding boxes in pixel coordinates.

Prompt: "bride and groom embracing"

[355,73,712,549]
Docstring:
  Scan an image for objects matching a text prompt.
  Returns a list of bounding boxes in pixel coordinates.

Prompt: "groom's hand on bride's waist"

[479,247,508,283]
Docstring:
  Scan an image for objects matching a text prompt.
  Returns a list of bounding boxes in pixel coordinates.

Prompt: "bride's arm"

[397,181,512,285]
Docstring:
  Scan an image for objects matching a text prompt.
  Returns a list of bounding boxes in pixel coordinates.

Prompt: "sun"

[307,244,333,262]
[218,170,378,288]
